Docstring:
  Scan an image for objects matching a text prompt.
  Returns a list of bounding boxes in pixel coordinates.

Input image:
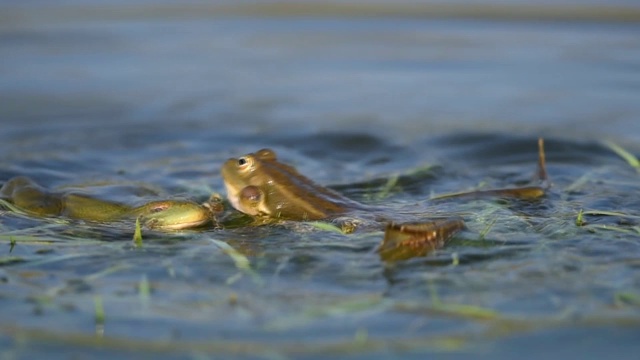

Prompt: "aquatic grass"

[0,233,103,247]
[3,313,640,357]
[564,169,601,193]
[603,140,640,172]
[94,295,105,326]
[373,173,400,200]
[586,224,640,236]
[450,252,459,266]
[575,209,640,235]
[0,198,28,215]
[478,218,497,241]
[138,274,151,309]
[576,209,585,226]
[209,238,263,285]
[582,210,640,219]
[426,278,500,320]
[133,218,143,247]
[306,221,346,234]
[2,139,640,355]
[264,294,387,331]
[394,301,501,321]
[0,322,473,355]
[0,256,26,266]
[614,292,640,307]
[359,163,438,201]
[0,199,71,226]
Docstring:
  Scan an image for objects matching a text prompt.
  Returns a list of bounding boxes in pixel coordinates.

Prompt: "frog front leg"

[238,185,268,217]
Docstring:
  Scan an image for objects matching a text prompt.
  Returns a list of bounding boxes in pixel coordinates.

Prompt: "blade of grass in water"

[265,295,386,331]
[0,198,28,214]
[615,292,640,307]
[427,278,499,320]
[210,238,262,285]
[94,295,105,326]
[582,210,640,219]
[0,256,26,266]
[374,174,399,200]
[139,274,151,309]
[603,140,640,172]
[133,218,143,247]
[576,209,585,226]
[306,221,345,234]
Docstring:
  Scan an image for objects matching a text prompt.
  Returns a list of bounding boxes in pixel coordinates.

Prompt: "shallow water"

[1,1,640,359]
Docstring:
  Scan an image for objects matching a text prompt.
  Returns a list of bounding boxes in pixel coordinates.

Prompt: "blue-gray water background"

[1,1,640,359]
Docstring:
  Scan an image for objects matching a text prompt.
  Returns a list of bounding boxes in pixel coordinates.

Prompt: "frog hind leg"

[378,218,465,262]
[431,138,549,201]
[1,177,63,216]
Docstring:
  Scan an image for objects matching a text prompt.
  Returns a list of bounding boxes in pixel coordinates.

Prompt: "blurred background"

[2,0,639,143]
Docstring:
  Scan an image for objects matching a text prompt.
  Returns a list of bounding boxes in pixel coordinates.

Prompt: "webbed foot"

[378,218,465,262]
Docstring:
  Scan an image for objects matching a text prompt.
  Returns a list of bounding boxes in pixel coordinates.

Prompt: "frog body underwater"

[0,176,217,230]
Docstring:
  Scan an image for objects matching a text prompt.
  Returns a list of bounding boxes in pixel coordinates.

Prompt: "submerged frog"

[221,140,548,261]
[0,176,218,230]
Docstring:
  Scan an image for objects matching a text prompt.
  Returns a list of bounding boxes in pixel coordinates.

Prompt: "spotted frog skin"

[0,176,217,230]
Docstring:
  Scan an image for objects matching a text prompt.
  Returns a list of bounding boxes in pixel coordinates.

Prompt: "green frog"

[221,140,548,261]
[0,176,218,230]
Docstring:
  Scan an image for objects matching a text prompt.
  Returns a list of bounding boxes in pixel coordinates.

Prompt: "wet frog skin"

[221,149,466,261]
[221,140,548,261]
[0,176,216,230]
[221,148,363,221]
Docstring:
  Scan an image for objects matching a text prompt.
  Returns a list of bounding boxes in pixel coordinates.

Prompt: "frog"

[0,176,220,230]
[220,139,549,261]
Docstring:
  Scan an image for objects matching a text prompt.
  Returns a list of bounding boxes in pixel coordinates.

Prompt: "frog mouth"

[143,217,210,231]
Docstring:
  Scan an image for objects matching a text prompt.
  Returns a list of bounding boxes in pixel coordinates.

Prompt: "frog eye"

[237,156,253,171]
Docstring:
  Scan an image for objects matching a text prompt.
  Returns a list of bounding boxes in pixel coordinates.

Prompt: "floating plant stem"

[94,295,105,326]
[582,210,640,219]
[210,239,262,285]
[139,274,151,309]
[306,221,345,234]
[576,209,585,226]
[604,140,640,172]
[478,218,496,241]
[375,174,399,200]
[614,292,640,307]
[133,217,143,247]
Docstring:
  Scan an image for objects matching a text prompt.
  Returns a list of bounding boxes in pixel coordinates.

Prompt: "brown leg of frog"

[431,138,549,201]
[378,218,465,262]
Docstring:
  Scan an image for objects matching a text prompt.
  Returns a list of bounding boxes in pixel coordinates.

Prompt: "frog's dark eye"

[237,156,252,170]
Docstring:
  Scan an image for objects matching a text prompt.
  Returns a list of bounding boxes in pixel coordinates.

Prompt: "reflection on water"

[1,1,640,359]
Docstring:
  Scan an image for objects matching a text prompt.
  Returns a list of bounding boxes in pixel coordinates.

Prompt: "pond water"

[1,1,640,359]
